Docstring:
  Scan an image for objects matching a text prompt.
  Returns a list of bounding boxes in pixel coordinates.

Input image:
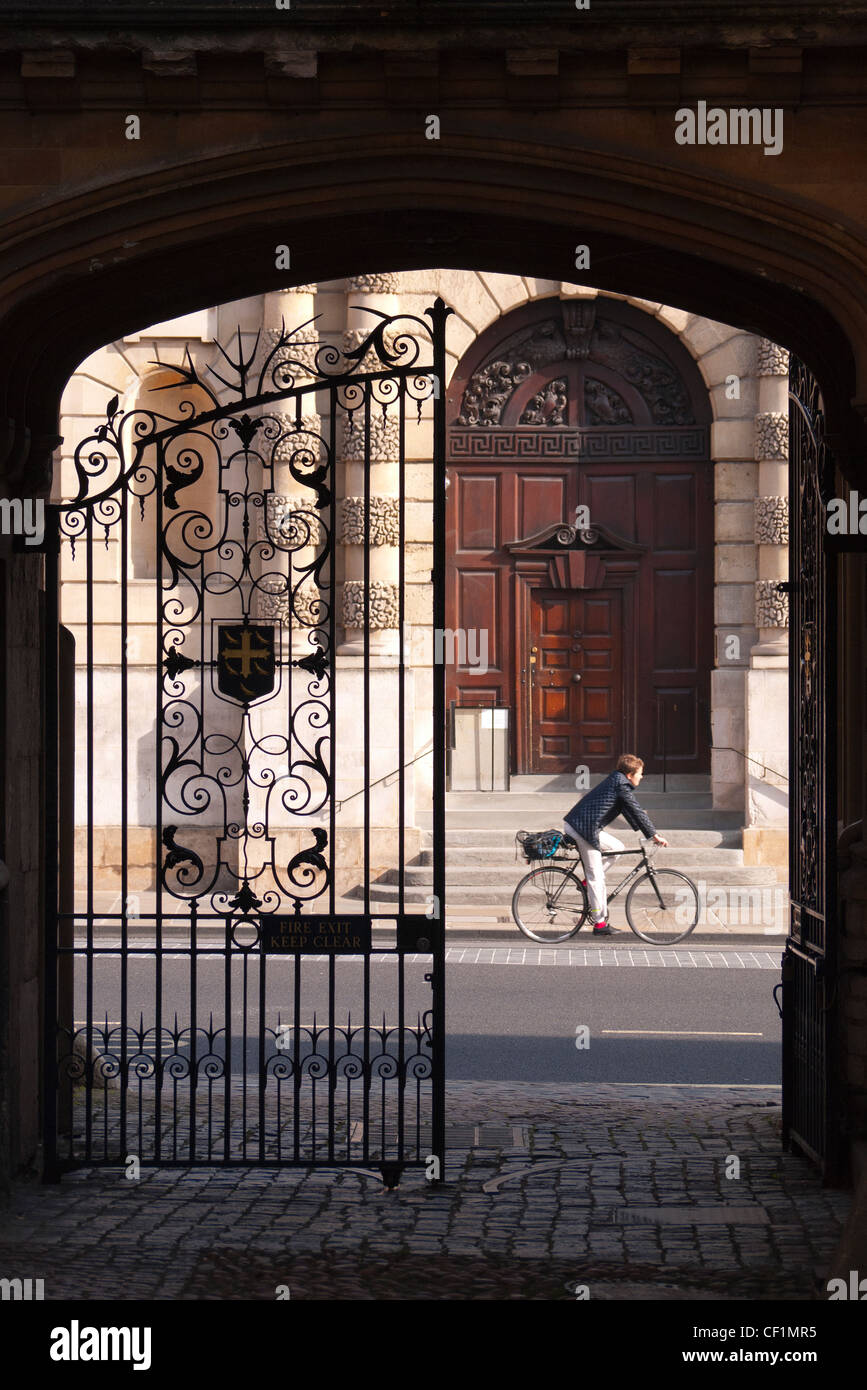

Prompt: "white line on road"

[601,1029,763,1037]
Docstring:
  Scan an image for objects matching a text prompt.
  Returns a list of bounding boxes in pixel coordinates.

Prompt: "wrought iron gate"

[783,355,838,1175]
[44,298,451,1180]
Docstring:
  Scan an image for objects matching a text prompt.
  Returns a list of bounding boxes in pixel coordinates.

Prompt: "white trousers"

[563,823,625,920]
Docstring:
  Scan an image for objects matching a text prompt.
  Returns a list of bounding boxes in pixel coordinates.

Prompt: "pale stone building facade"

[55,271,791,895]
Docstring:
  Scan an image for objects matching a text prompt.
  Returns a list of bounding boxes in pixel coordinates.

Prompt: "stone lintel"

[506,49,560,77]
[21,50,77,78]
[627,47,681,74]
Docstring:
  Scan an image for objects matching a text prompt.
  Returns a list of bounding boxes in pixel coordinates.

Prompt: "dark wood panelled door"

[446,297,714,777]
[530,589,622,772]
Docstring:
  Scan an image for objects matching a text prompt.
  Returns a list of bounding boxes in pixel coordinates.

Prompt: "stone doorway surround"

[425,270,789,863]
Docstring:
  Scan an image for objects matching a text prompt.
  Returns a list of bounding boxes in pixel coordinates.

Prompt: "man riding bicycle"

[562,754,668,936]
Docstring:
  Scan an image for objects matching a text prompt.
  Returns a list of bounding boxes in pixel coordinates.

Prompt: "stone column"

[339,272,401,657]
[253,286,323,887]
[743,338,790,869]
[257,284,323,632]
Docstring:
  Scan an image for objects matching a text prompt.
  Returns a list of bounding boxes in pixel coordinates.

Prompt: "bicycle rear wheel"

[625,868,700,945]
[512,865,589,943]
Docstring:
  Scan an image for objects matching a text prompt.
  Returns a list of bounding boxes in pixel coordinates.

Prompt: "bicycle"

[511,839,700,945]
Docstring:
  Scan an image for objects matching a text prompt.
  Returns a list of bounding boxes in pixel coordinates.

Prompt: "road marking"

[601,1029,763,1037]
[73,943,782,969]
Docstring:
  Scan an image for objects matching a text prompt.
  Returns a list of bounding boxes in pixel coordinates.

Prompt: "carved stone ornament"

[342,325,421,371]
[457,307,693,427]
[755,579,789,628]
[342,496,401,546]
[343,327,403,355]
[341,411,401,462]
[282,284,316,294]
[261,496,324,549]
[755,412,789,461]
[274,413,325,467]
[754,495,789,546]
[342,580,399,629]
[349,273,400,294]
[258,577,323,627]
[260,329,321,378]
[757,338,790,376]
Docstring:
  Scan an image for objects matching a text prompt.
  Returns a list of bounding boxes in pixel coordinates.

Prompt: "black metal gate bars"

[44,299,450,1178]
[783,355,838,1176]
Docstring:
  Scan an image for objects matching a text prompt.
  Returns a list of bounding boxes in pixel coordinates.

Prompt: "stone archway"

[3,140,867,499]
[2,138,867,1184]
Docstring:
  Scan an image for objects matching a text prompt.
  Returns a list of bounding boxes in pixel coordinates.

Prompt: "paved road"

[444,949,780,1083]
[71,936,781,1085]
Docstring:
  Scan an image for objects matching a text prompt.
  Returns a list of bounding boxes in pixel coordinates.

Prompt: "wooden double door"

[530,589,622,773]
[445,297,714,776]
[445,453,713,776]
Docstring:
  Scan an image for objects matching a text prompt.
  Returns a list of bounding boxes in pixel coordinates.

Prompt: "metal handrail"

[715,745,789,783]
[334,745,433,811]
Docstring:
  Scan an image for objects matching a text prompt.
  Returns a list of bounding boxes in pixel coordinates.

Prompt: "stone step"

[508,773,711,794]
[422,810,744,830]
[354,875,785,905]
[385,864,760,888]
[365,865,781,897]
[418,846,746,867]
[437,827,742,849]
[445,792,714,811]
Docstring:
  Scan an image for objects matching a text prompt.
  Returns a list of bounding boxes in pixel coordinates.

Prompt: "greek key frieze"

[448,427,707,460]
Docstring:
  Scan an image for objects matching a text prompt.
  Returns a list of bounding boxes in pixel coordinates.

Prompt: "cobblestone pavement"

[0,1083,850,1300]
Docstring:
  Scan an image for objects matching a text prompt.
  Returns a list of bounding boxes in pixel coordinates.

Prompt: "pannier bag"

[516,828,575,862]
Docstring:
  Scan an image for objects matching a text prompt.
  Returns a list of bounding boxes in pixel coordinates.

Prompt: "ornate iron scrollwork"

[47,297,450,1176]
[54,306,443,921]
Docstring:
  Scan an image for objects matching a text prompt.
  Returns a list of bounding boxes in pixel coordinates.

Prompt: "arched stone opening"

[2,142,867,496]
[2,152,866,1185]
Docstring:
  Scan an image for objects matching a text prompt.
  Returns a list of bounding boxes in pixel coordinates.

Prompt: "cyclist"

[562,754,668,936]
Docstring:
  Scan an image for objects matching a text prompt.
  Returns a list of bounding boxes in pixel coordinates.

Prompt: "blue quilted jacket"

[564,770,657,850]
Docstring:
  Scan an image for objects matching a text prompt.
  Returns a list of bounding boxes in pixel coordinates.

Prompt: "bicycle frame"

[546,841,660,907]
[600,843,662,904]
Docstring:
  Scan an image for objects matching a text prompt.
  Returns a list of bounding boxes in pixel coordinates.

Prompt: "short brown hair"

[616,754,644,776]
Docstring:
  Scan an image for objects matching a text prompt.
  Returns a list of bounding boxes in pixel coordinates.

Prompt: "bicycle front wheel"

[625,869,700,945]
[512,865,589,943]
